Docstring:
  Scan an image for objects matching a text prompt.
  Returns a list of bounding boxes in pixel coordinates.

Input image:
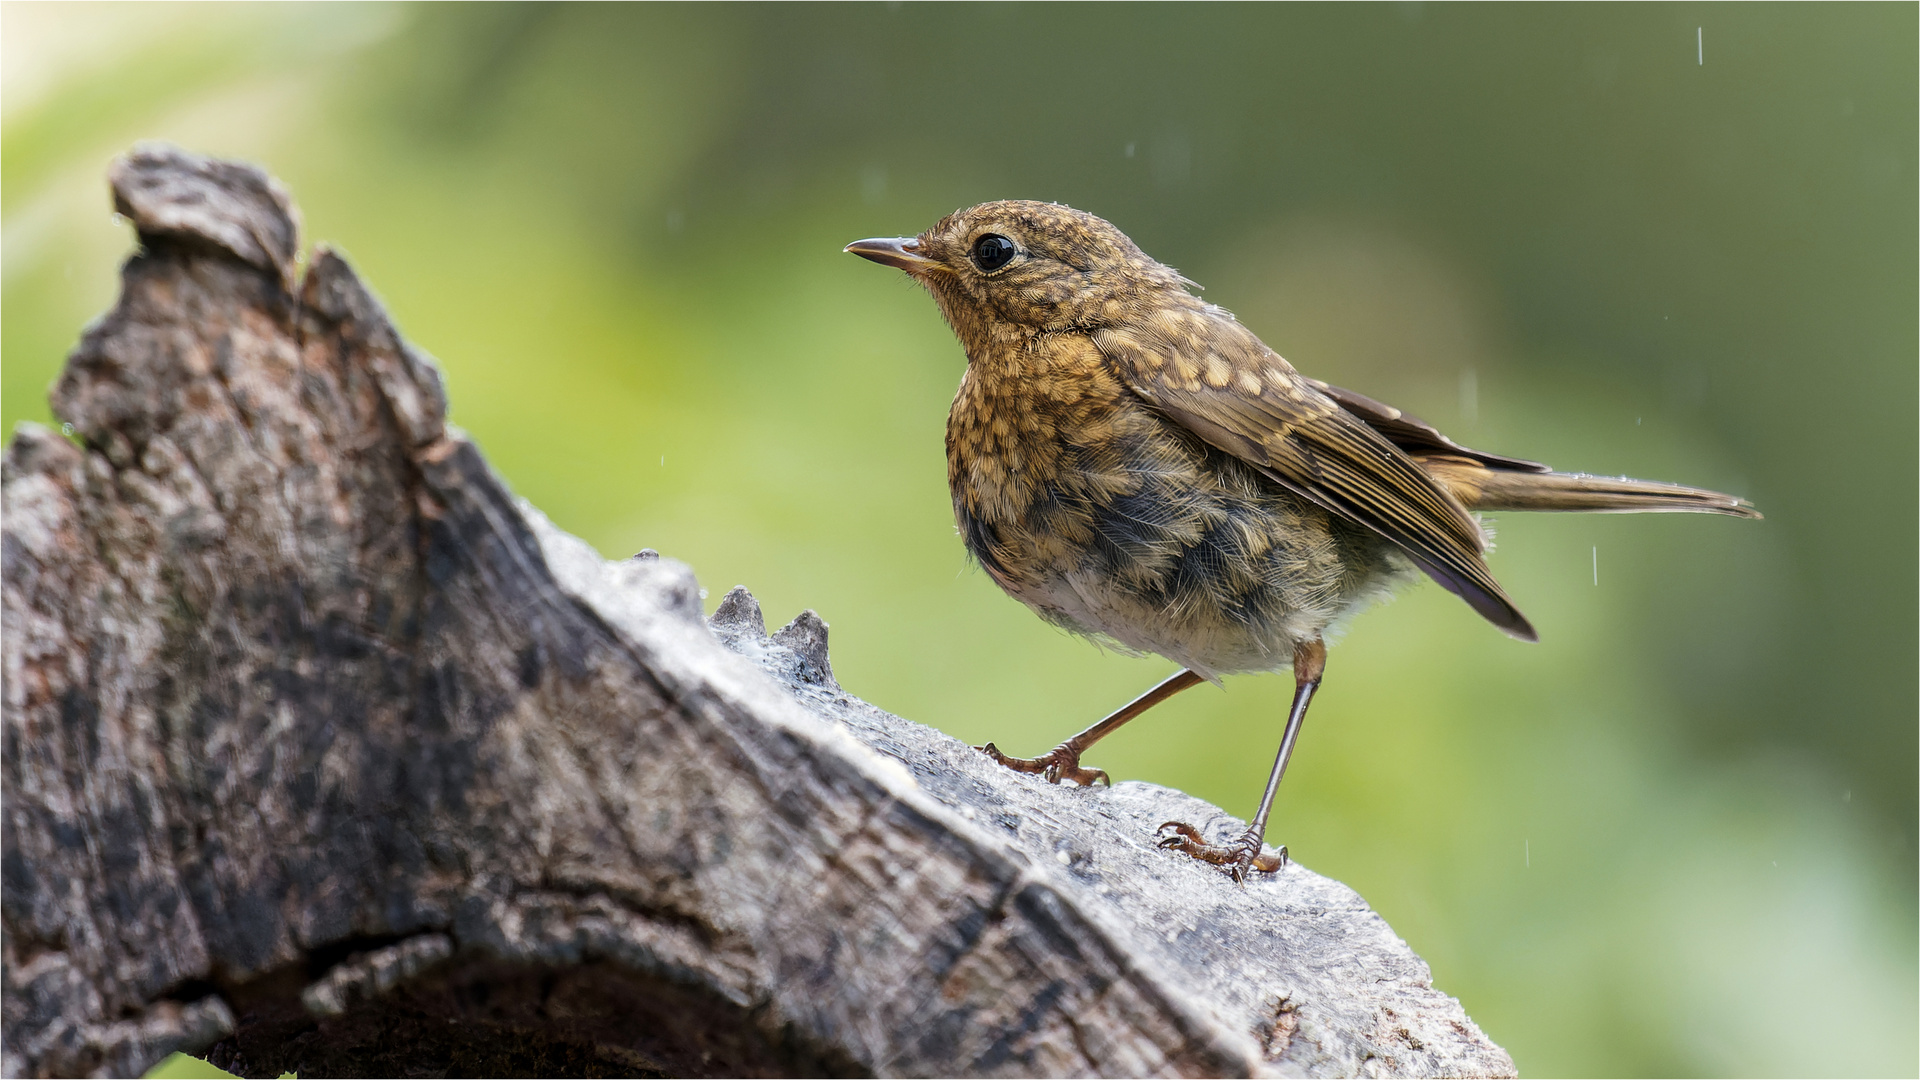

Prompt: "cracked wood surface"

[1,144,1515,1079]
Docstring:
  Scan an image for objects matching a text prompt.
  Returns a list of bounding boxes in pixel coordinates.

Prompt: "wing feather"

[1306,378,1550,473]
[1092,310,1538,641]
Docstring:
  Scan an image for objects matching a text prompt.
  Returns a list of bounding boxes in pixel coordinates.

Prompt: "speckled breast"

[946,341,1411,677]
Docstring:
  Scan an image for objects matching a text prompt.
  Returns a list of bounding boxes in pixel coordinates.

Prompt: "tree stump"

[1,144,1515,1079]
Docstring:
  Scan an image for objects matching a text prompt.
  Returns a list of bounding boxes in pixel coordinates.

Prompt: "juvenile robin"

[847,201,1758,881]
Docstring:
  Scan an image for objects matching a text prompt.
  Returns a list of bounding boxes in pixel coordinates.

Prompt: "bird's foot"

[1156,821,1287,883]
[974,741,1110,786]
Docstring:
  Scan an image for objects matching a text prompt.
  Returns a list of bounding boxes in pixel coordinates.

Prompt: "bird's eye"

[971,234,1017,273]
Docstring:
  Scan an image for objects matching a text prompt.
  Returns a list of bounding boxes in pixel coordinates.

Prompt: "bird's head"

[846,201,1195,346]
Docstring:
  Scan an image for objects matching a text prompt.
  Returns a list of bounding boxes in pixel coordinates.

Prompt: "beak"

[845,236,943,273]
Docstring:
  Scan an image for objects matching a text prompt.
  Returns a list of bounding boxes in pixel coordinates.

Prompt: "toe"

[977,744,1051,775]
[1058,764,1109,786]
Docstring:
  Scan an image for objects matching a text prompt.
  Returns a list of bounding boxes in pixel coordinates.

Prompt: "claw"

[975,742,1038,772]
[1155,820,1287,881]
[974,741,1108,787]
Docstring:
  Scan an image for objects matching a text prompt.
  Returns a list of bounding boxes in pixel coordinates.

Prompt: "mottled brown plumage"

[849,200,1758,880]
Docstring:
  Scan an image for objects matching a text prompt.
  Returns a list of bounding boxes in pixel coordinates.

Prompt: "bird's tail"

[1421,458,1761,518]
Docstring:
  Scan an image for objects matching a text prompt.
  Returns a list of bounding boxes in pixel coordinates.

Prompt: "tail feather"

[1421,457,1761,519]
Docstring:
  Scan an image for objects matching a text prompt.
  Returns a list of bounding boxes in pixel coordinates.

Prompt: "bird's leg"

[1159,638,1327,882]
[977,669,1205,787]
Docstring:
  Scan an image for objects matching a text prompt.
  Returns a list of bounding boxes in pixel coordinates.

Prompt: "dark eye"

[971,234,1017,272]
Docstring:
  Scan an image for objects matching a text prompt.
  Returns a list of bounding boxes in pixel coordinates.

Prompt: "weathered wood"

[1,144,1515,1079]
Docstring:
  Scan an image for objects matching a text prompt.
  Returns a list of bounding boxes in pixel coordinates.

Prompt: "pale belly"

[955,421,1416,678]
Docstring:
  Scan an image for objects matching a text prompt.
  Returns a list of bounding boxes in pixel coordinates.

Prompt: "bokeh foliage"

[3,4,1913,1076]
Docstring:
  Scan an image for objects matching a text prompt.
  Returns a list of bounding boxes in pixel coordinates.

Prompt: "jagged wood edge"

[3,144,1515,1080]
[1,145,1270,1079]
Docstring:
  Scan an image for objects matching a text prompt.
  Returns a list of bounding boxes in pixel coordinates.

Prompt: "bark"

[1,144,1515,1079]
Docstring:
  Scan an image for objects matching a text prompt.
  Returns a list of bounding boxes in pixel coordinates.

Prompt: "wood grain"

[2,145,1513,1079]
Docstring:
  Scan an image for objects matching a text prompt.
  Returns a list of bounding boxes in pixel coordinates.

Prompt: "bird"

[846,201,1759,882]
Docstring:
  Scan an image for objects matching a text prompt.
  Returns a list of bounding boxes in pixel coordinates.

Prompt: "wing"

[1309,377,1760,517]
[1092,306,1538,641]
[1305,378,1550,473]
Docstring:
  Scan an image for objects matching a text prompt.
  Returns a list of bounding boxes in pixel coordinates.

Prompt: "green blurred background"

[4,4,1914,1075]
